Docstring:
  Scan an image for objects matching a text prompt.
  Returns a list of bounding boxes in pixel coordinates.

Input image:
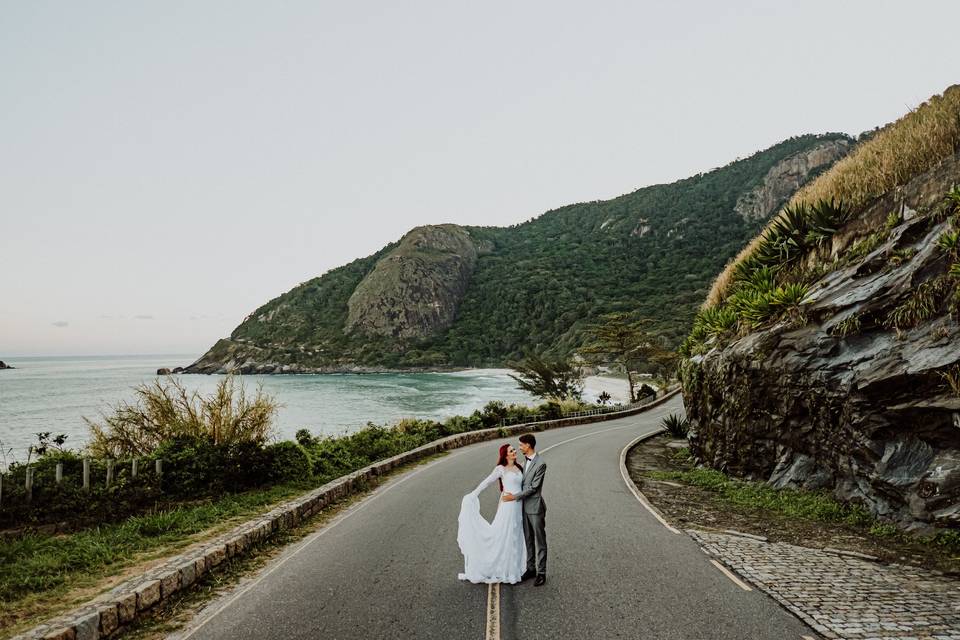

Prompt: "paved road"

[174,397,816,640]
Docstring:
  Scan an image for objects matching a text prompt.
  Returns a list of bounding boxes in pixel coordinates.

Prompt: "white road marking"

[618,431,682,534]
[710,559,753,591]
[485,583,501,640]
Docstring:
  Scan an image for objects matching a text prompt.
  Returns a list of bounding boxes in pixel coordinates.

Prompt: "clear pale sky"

[2,1,958,357]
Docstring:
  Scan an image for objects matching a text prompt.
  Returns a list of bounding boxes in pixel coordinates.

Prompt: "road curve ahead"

[174,396,814,640]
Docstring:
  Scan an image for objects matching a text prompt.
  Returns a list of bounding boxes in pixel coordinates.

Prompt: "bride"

[457,443,526,584]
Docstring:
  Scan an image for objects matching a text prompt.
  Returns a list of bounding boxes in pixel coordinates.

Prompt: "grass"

[830,313,862,338]
[2,448,450,638]
[884,276,953,332]
[649,467,873,526]
[0,482,311,633]
[706,84,960,308]
[649,464,960,556]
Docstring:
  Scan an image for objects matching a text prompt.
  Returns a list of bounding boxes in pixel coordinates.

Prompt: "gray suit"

[515,453,547,575]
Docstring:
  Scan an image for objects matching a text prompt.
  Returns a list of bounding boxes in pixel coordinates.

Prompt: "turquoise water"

[0,355,540,462]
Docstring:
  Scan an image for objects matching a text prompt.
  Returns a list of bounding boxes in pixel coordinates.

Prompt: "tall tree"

[578,313,675,401]
[507,354,584,401]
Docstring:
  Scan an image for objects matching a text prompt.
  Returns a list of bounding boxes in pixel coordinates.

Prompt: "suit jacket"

[516,454,547,515]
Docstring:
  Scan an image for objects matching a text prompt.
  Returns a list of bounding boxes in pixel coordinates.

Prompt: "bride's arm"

[470,466,503,496]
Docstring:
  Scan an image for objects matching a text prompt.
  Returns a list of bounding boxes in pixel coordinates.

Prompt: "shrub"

[265,441,313,483]
[636,384,657,400]
[86,376,278,457]
[662,413,690,438]
[295,428,316,447]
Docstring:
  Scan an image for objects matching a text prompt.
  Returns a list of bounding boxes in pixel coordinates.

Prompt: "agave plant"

[937,229,960,255]
[950,261,960,279]
[769,283,809,308]
[729,289,775,326]
[661,413,690,438]
[804,199,849,247]
[765,204,811,264]
[695,306,738,339]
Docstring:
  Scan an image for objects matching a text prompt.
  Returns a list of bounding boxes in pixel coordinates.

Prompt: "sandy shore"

[582,374,633,404]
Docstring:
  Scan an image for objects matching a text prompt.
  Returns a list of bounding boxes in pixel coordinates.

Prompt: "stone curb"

[685,530,835,639]
[621,432,833,640]
[11,388,681,640]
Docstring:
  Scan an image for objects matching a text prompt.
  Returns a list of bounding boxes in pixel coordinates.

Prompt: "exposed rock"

[345,224,483,340]
[172,367,184,374]
[0,360,12,369]
[734,139,852,222]
[684,152,960,532]
[156,368,172,375]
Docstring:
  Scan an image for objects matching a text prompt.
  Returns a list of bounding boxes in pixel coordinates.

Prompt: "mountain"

[680,85,960,531]
[186,134,851,374]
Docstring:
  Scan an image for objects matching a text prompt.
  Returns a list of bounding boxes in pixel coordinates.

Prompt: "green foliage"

[845,230,889,262]
[804,199,851,247]
[683,199,843,353]
[885,277,952,331]
[579,312,677,400]
[830,314,863,338]
[204,135,850,366]
[661,414,690,438]
[265,442,313,483]
[636,384,657,400]
[0,483,305,608]
[769,282,809,308]
[650,467,872,526]
[695,305,738,339]
[885,210,903,230]
[506,355,584,401]
[888,247,917,267]
[937,229,960,254]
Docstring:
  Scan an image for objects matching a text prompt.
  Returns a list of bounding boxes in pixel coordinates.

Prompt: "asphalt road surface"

[174,396,816,640]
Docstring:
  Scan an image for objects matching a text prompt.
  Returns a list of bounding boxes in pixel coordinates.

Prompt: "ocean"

[0,355,620,464]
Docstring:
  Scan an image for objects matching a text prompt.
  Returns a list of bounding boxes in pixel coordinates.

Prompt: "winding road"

[173,396,816,640]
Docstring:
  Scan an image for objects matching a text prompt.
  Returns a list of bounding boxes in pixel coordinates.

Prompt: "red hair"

[496,444,523,492]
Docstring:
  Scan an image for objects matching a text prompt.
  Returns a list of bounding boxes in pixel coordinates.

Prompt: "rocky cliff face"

[735,140,852,222]
[684,153,960,532]
[345,224,485,339]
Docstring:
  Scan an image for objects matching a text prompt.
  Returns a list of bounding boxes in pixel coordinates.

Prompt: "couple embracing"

[457,433,548,586]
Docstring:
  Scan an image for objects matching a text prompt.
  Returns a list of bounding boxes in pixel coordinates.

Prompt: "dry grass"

[706,85,960,308]
[86,376,278,457]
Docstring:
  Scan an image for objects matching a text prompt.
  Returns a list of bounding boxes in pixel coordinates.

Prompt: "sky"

[1,1,958,357]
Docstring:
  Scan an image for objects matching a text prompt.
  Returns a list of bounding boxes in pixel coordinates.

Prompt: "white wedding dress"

[457,465,526,584]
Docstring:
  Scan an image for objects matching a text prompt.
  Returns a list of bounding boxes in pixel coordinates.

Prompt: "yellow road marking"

[485,582,501,640]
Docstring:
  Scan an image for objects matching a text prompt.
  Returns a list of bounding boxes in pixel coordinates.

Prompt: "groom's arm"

[510,463,546,501]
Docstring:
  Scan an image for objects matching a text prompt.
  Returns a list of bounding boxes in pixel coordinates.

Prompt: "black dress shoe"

[521,569,536,581]
[534,574,546,586]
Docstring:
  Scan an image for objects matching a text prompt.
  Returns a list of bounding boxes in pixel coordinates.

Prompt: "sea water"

[0,354,543,461]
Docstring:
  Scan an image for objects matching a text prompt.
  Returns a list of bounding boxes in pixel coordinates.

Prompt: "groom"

[502,433,547,586]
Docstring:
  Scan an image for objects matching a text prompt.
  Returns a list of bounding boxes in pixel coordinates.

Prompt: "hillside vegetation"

[700,85,960,323]
[679,84,960,531]
[188,134,850,373]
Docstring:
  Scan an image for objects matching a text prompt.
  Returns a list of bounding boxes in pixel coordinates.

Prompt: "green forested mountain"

[186,134,852,373]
